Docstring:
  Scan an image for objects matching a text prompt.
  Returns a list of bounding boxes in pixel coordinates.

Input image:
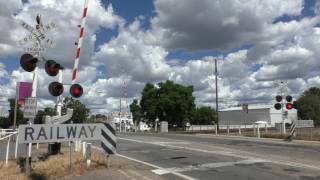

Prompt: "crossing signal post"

[274,95,298,134]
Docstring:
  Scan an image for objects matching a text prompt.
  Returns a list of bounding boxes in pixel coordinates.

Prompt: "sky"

[1,0,320,115]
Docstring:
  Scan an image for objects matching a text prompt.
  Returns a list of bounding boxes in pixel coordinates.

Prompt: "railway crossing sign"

[18,123,117,154]
[16,14,56,54]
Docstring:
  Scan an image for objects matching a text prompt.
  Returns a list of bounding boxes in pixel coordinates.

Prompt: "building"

[109,111,134,132]
[218,105,297,127]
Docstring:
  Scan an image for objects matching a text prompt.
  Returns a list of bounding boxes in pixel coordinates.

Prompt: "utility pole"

[279,81,287,134]
[215,59,219,130]
[119,97,122,132]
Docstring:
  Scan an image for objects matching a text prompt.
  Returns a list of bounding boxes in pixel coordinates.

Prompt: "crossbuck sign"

[18,123,116,154]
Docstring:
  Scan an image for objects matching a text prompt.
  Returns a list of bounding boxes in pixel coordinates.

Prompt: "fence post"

[227,125,230,135]
[86,143,91,168]
[215,125,218,135]
[82,142,86,158]
[6,136,11,166]
[257,125,260,138]
[15,132,19,159]
[265,124,267,133]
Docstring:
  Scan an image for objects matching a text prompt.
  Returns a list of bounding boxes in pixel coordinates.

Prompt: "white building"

[219,105,297,127]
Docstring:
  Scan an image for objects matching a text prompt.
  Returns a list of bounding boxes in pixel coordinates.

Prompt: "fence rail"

[0,129,18,166]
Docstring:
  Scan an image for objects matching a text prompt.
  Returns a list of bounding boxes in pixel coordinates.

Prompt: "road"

[116,133,320,180]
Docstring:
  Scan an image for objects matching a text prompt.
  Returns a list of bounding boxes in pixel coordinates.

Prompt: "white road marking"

[92,146,197,180]
[119,137,320,171]
[152,159,267,175]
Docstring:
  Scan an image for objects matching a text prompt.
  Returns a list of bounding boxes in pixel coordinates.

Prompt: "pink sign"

[18,82,32,106]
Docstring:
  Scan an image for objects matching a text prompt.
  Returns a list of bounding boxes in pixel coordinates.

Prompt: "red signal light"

[276,95,282,102]
[70,84,83,98]
[286,103,293,110]
[45,60,61,76]
[274,103,282,110]
[20,54,38,72]
[48,82,64,96]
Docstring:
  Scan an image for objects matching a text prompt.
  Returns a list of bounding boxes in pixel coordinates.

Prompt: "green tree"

[130,99,143,125]
[157,81,195,128]
[7,98,26,126]
[34,107,56,124]
[296,87,320,126]
[140,83,158,125]
[190,106,216,125]
[139,80,195,128]
[0,116,10,128]
[63,97,90,123]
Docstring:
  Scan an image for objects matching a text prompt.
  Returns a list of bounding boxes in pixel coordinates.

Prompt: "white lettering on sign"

[19,124,100,143]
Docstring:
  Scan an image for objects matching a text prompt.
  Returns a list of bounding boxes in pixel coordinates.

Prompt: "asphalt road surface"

[116,133,320,180]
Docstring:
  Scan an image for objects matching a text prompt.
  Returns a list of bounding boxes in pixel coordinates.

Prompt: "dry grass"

[0,149,109,180]
[31,150,108,179]
[0,161,26,180]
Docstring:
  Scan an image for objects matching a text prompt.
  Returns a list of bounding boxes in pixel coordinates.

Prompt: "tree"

[34,107,56,124]
[7,98,26,126]
[157,81,195,128]
[296,87,320,126]
[63,97,90,123]
[0,116,10,128]
[139,81,195,128]
[190,106,216,125]
[129,99,143,125]
[140,83,158,125]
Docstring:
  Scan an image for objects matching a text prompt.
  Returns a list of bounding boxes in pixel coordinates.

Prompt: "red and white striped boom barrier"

[72,0,89,84]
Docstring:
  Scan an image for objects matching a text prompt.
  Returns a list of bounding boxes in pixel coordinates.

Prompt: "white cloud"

[94,20,171,83]
[151,0,303,51]
[2,0,320,115]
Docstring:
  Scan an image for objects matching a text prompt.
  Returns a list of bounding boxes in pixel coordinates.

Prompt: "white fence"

[0,129,15,137]
[186,124,273,131]
[0,129,19,166]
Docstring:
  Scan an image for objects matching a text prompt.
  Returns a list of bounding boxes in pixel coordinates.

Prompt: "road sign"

[18,123,117,154]
[23,97,37,118]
